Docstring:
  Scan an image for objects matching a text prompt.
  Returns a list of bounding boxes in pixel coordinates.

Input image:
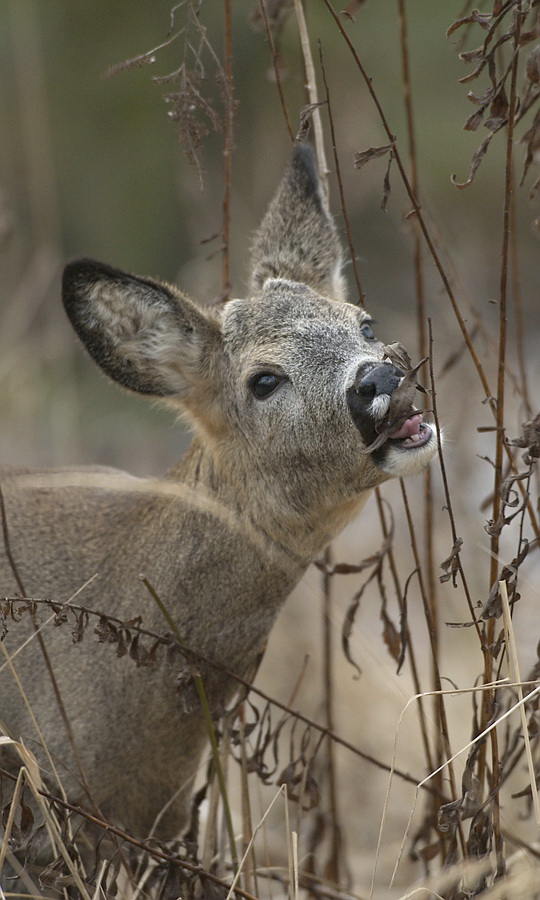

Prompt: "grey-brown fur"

[0,144,437,839]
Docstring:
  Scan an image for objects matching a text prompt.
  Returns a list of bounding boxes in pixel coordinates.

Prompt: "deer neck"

[166,438,373,567]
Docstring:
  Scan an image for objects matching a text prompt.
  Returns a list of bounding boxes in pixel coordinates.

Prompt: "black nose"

[356,364,403,398]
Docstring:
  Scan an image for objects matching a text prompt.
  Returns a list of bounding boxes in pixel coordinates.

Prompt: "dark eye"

[250,372,284,399]
[360,321,376,341]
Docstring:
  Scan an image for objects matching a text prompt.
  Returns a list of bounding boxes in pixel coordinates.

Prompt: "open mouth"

[387,412,433,450]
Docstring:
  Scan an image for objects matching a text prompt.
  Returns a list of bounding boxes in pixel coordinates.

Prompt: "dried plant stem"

[318,42,365,303]
[427,319,481,641]
[258,0,294,142]
[499,580,540,825]
[238,711,258,898]
[322,545,345,883]
[221,0,234,300]
[509,165,531,416]
[396,1,443,825]
[399,480,465,853]
[293,0,329,203]
[374,489,434,774]
[481,5,524,865]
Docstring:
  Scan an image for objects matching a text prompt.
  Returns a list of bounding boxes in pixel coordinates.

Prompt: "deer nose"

[355,364,403,398]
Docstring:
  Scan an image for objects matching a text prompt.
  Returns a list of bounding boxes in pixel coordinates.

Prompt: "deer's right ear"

[62,259,221,398]
[250,143,346,302]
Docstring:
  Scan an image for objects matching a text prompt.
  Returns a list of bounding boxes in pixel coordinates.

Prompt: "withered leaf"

[380,605,401,664]
[296,102,327,144]
[95,615,119,643]
[510,413,540,463]
[485,86,509,132]
[383,341,412,371]
[437,796,463,833]
[459,46,485,64]
[278,760,320,810]
[452,132,495,189]
[354,142,394,170]
[71,609,88,643]
[526,44,540,84]
[447,11,493,38]
[520,110,540,187]
[381,150,393,211]
[464,109,486,132]
[342,567,380,677]
[439,537,463,584]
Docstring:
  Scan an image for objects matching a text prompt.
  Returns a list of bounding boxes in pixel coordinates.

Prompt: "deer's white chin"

[377,423,439,477]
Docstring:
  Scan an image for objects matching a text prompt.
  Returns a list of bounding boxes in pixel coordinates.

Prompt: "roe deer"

[0,143,437,839]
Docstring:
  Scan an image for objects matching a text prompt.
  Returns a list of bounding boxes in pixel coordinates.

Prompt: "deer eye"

[250,372,284,399]
[360,321,376,341]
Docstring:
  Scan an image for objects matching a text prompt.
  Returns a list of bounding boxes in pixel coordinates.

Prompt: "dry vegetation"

[2,1,540,898]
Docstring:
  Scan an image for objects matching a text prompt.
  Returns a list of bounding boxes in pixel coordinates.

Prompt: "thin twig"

[293,0,329,203]
[258,0,294,142]
[318,41,364,304]
[221,0,234,300]
[482,4,525,873]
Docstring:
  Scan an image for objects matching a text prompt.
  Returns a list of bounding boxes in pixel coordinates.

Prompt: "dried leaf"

[341,568,379,677]
[452,132,495,189]
[520,108,540,187]
[438,796,463,833]
[380,605,401,664]
[485,86,509,131]
[439,537,463,584]
[464,109,486,131]
[526,44,540,84]
[396,566,418,674]
[447,11,493,38]
[354,142,394,170]
[296,102,327,144]
[382,341,413,371]
[278,759,320,810]
[460,46,486,64]
[71,608,88,643]
[381,150,393,211]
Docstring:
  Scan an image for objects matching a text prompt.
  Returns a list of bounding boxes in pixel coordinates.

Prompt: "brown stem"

[321,545,345,882]
[483,2,525,873]
[318,41,364,304]
[258,0,294,142]
[221,0,234,300]
[400,480,466,855]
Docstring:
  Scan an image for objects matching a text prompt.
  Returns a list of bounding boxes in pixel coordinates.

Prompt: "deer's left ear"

[250,144,347,302]
[62,259,222,399]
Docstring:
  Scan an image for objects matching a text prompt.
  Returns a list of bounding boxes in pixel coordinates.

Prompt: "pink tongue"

[388,413,423,440]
